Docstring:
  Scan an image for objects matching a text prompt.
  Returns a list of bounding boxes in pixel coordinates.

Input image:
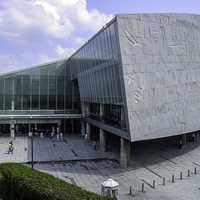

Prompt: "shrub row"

[0,163,112,200]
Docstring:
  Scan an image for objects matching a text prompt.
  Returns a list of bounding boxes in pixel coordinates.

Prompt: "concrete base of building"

[99,129,106,152]
[120,138,130,168]
[86,123,91,140]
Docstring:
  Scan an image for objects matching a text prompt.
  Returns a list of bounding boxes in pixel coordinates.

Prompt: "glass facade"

[0,61,80,114]
[89,103,126,130]
[68,20,123,105]
[0,17,126,131]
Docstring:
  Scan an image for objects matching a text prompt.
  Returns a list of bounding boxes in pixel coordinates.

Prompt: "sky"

[0,0,200,74]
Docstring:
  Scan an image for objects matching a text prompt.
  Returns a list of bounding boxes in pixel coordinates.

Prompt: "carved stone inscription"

[118,14,200,141]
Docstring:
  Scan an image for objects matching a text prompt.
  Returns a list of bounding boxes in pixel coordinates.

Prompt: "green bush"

[0,163,112,200]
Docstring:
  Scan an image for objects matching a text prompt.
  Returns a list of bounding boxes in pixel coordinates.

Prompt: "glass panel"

[49,75,56,109]
[14,75,22,110]
[22,75,31,110]
[5,78,13,110]
[31,74,39,109]
[0,79,4,110]
[40,74,48,110]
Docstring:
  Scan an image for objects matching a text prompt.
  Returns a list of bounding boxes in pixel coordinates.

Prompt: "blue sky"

[88,0,200,14]
[0,0,200,74]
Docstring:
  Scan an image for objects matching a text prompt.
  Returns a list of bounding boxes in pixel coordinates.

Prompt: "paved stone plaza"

[32,138,200,200]
[1,135,200,199]
[0,135,115,163]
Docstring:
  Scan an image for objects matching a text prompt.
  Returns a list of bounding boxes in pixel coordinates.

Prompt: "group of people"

[29,127,64,141]
[51,131,63,140]
[81,132,99,150]
[178,133,198,149]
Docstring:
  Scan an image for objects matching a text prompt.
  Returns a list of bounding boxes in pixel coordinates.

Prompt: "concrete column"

[81,120,85,136]
[86,123,91,140]
[100,129,106,152]
[182,134,187,145]
[28,123,32,136]
[120,138,131,168]
[10,121,15,138]
[100,104,104,120]
[11,100,15,111]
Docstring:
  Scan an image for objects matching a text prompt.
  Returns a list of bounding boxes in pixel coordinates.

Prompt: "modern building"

[1,13,200,167]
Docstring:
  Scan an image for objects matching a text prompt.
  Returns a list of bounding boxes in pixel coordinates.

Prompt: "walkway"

[1,135,200,199]
[0,135,115,163]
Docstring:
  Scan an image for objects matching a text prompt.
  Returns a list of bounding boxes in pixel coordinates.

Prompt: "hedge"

[0,163,112,200]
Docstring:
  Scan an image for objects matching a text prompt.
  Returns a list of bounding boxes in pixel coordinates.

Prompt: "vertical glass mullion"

[30,74,32,110]
[21,75,23,110]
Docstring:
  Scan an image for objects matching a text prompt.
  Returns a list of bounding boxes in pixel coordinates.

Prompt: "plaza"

[1,134,200,199]
[0,135,115,163]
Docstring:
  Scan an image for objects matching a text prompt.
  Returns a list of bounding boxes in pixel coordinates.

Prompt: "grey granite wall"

[117,14,200,141]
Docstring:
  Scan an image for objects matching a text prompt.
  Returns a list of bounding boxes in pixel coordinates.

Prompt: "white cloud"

[0,55,25,74]
[39,54,56,63]
[0,0,113,40]
[74,37,86,45]
[73,0,113,31]
[0,0,113,73]
[33,1,60,21]
[55,45,75,58]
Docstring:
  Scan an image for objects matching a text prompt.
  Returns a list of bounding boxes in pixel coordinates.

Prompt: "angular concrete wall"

[117,14,200,141]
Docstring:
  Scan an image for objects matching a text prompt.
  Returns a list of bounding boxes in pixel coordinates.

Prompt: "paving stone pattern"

[1,136,200,199]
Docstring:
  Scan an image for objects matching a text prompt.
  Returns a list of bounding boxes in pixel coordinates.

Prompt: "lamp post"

[29,123,34,169]
[31,133,34,169]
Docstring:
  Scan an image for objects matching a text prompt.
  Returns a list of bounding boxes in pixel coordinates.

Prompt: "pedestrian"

[8,141,14,154]
[40,132,44,138]
[84,133,88,140]
[56,133,59,140]
[10,145,14,154]
[57,127,60,134]
[60,132,63,140]
[51,131,54,138]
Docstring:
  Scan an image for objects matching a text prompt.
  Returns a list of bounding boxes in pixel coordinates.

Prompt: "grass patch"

[0,163,112,200]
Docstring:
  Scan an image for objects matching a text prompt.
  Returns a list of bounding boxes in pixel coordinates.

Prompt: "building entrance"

[90,125,100,142]
[0,119,81,137]
[35,123,58,136]
[15,124,29,135]
[0,124,10,135]
[15,123,59,136]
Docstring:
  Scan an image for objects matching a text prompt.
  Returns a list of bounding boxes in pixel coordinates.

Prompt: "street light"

[31,133,34,169]
[29,124,34,169]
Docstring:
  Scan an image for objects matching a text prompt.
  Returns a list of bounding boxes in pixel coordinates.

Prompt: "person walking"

[60,132,63,140]
[56,133,59,140]
[8,141,14,154]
